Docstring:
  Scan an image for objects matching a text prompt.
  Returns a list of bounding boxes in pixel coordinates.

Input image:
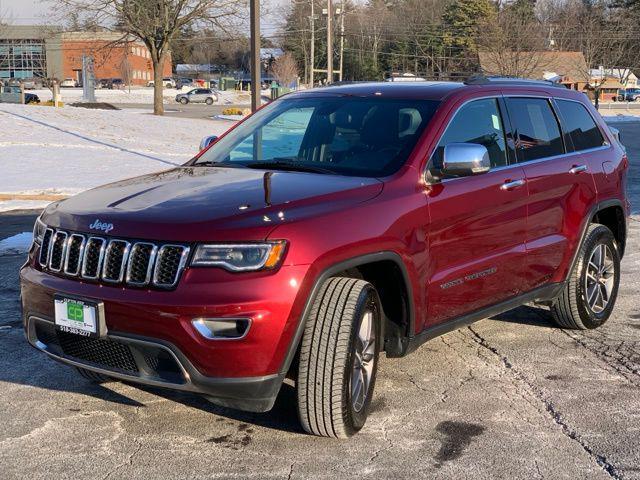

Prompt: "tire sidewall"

[341,286,382,435]
[575,227,620,329]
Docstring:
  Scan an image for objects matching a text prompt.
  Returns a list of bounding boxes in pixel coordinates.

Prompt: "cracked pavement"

[1,122,640,479]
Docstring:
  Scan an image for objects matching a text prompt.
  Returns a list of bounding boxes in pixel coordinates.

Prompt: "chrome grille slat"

[102,240,131,283]
[126,242,157,286]
[81,237,106,280]
[48,231,68,272]
[38,228,54,267]
[39,228,187,289]
[64,234,86,276]
[153,245,190,288]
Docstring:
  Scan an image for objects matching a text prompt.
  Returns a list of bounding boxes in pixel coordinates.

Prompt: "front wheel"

[296,277,381,438]
[179,97,188,105]
[205,97,214,105]
[551,224,620,329]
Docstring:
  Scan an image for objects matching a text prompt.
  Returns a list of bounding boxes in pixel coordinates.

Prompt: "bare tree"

[271,52,298,87]
[119,51,133,92]
[53,0,244,115]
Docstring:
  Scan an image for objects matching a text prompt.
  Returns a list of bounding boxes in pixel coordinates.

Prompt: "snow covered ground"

[28,86,257,106]
[0,103,234,211]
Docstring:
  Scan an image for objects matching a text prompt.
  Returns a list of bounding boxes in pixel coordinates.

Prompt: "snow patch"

[603,115,640,123]
[0,232,33,255]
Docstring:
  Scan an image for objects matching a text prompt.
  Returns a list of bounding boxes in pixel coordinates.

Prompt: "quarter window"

[556,100,605,151]
[506,98,564,162]
[433,98,508,169]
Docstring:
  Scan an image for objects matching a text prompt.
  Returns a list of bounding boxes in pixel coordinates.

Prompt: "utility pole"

[326,0,333,84]
[249,0,260,112]
[338,1,345,82]
[309,0,315,87]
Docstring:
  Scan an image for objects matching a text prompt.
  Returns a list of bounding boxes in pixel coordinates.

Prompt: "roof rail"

[464,75,566,89]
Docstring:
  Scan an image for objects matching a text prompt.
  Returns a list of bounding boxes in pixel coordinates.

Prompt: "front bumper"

[20,260,313,412]
[25,315,284,412]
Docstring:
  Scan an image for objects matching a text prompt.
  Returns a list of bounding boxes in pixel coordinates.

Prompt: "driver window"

[432,98,508,170]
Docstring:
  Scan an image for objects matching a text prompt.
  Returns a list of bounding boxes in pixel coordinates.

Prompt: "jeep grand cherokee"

[21,78,629,438]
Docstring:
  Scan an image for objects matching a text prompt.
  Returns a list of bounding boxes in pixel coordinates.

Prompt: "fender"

[564,198,627,282]
[278,251,415,375]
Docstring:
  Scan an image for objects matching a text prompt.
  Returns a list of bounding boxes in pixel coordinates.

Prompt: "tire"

[551,224,620,329]
[180,97,188,105]
[205,97,214,105]
[75,367,112,383]
[297,277,382,438]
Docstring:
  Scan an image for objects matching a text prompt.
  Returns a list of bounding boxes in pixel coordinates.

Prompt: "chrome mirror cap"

[442,142,491,177]
[199,135,219,151]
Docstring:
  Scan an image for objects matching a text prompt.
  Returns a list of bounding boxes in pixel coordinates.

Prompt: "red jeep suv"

[21,78,629,438]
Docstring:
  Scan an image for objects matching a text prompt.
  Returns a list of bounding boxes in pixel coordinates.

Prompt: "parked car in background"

[148,77,176,88]
[60,78,77,88]
[618,88,640,102]
[3,85,40,104]
[175,88,219,105]
[22,78,629,438]
[175,77,193,89]
[21,78,39,90]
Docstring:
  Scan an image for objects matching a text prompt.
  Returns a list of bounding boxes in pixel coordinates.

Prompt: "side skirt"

[395,283,564,357]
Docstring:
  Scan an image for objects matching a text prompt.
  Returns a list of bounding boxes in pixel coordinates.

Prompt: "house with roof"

[478,51,590,91]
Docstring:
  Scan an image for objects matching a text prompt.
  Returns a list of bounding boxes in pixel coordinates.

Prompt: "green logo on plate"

[67,303,84,322]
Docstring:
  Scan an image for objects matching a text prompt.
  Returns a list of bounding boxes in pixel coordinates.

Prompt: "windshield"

[194,96,440,177]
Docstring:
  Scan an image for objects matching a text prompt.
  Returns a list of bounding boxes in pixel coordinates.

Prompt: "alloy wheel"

[584,243,616,314]
[351,308,376,413]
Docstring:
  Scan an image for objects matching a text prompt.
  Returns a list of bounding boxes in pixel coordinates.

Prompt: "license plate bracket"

[54,295,106,338]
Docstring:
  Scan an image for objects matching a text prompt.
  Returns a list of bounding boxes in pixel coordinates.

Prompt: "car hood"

[42,167,383,242]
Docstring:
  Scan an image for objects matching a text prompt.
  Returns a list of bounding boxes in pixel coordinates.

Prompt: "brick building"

[0,25,171,85]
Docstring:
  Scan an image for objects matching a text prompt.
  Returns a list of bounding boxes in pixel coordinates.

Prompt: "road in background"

[0,124,639,479]
[114,102,246,120]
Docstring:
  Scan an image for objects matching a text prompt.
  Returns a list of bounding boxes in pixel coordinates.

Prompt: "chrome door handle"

[500,179,526,191]
[569,165,588,174]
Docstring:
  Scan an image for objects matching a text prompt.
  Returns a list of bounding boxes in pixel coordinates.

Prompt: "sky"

[0,0,287,29]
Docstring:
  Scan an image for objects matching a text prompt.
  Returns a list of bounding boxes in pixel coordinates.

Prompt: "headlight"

[191,241,287,272]
[32,216,46,246]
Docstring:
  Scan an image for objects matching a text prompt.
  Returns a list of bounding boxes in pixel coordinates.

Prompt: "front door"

[425,97,529,326]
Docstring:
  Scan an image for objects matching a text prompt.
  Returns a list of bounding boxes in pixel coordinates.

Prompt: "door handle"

[569,164,588,174]
[500,179,526,191]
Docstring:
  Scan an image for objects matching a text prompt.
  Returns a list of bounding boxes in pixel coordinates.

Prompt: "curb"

[0,194,69,201]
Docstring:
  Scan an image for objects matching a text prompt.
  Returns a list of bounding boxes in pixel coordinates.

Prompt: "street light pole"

[250,0,260,112]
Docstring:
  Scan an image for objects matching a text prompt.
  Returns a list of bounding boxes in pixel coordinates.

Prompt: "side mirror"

[442,143,491,177]
[199,135,218,151]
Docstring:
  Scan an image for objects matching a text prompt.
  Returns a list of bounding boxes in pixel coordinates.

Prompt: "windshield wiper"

[244,160,337,175]
[192,161,246,168]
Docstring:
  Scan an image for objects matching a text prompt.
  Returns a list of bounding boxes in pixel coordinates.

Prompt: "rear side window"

[506,98,564,162]
[433,98,508,169]
[555,100,605,151]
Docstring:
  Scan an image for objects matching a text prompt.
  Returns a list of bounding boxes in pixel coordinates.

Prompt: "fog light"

[191,318,251,340]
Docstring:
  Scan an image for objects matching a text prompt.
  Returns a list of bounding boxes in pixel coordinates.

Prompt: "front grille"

[56,330,139,374]
[39,228,188,289]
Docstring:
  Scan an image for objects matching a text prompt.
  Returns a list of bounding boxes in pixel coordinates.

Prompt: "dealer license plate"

[54,295,101,337]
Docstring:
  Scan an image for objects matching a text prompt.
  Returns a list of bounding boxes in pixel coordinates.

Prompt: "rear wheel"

[296,277,381,438]
[551,224,620,329]
[75,367,112,383]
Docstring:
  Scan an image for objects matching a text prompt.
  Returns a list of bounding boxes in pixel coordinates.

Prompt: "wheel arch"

[280,251,415,377]
[566,199,627,282]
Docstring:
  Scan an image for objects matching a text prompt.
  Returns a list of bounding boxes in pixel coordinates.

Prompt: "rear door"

[505,96,597,290]
[425,97,529,325]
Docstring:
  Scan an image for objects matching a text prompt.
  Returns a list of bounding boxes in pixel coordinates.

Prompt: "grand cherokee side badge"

[89,219,114,233]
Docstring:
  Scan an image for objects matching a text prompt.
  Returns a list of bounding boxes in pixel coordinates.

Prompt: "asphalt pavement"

[0,124,639,479]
